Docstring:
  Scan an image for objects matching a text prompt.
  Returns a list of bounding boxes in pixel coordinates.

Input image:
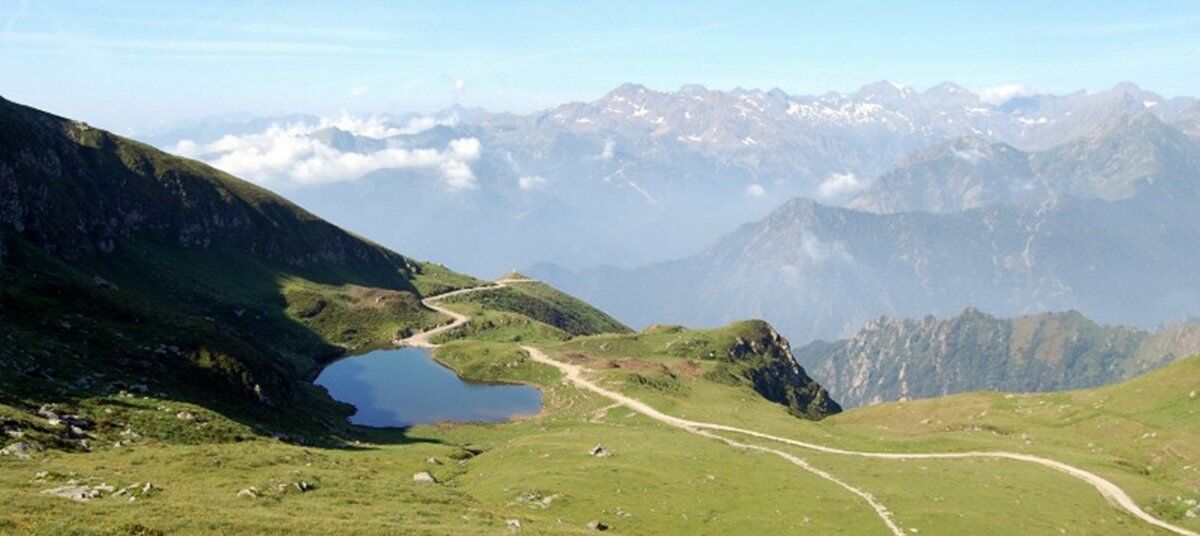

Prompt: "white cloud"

[173,139,201,157]
[453,77,465,91]
[316,112,415,138]
[978,84,1034,105]
[517,175,546,190]
[745,183,766,197]
[171,117,481,191]
[348,84,372,97]
[817,172,864,199]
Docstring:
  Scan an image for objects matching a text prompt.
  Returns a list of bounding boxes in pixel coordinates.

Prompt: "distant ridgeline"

[534,111,1200,349]
[794,309,1200,408]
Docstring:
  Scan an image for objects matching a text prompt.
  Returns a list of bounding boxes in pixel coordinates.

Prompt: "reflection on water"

[315,347,542,427]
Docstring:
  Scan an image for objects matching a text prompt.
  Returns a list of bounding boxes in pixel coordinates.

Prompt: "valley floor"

[2,282,1199,535]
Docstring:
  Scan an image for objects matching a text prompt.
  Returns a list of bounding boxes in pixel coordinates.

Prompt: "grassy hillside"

[550,321,842,419]
[3,280,1196,535]
[825,356,1200,524]
[437,281,631,339]
[4,333,1190,534]
[0,96,480,437]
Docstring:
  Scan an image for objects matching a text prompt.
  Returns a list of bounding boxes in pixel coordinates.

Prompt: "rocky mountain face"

[149,82,1200,276]
[848,136,1041,214]
[850,112,1200,214]
[1030,112,1200,201]
[533,100,1200,349]
[793,309,1200,408]
[534,189,1200,345]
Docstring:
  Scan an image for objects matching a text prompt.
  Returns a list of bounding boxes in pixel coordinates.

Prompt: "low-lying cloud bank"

[172,113,480,190]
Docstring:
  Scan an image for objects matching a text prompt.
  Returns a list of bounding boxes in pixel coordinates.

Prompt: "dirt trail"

[522,345,1199,536]
[395,278,534,348]
[392,284,1196,536]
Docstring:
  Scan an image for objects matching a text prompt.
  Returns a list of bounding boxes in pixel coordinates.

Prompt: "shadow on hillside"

[0,240,447,450]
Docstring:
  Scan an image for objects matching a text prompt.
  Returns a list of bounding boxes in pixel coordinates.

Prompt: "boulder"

[586,520,609,531]
[1,441,37,460]
[36,404,58,421]
[588,445,612,458]
[412,471,437,483]
[293,481,316,492]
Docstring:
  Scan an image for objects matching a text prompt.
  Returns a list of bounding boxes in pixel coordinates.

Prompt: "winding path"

[522,344,1199,536]
[394,281,1197,535]
[395,278,534,348]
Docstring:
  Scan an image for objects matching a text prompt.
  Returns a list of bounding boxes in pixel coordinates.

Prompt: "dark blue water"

[314,348,542,427]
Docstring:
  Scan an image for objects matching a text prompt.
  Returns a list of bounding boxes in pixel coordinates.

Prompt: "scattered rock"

[412,472,437,484]
[92,275,119,290]
[175,411,194,421]
[1190,390,1197,400]
[42,485,102,502]
[1,441,37,460]
[505,519,522,531]
[37,404,59,421]
[425,457,442,465]
[293,481,316,492]
[588,445,612,458]
[511,491,560,509]
[586,520,609,531]
[237,487,259,499]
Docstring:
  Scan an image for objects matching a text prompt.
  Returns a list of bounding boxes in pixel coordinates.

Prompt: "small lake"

[315,348,542,427]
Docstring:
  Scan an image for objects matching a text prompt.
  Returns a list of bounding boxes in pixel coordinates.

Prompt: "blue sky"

[3,0,1199,133]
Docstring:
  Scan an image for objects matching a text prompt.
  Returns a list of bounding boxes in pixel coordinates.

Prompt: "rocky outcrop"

[721,320,842,419]
[795,309,1200,407]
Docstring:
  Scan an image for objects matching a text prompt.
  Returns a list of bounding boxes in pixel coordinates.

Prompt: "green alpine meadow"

[4,3,1200,535]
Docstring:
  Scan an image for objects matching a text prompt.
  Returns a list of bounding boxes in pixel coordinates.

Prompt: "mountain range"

[145,81,1200,276]
[851,112,1200,213]
[135,81,1200,407]
[528,94,1200,348]
[5,93,1200,534]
